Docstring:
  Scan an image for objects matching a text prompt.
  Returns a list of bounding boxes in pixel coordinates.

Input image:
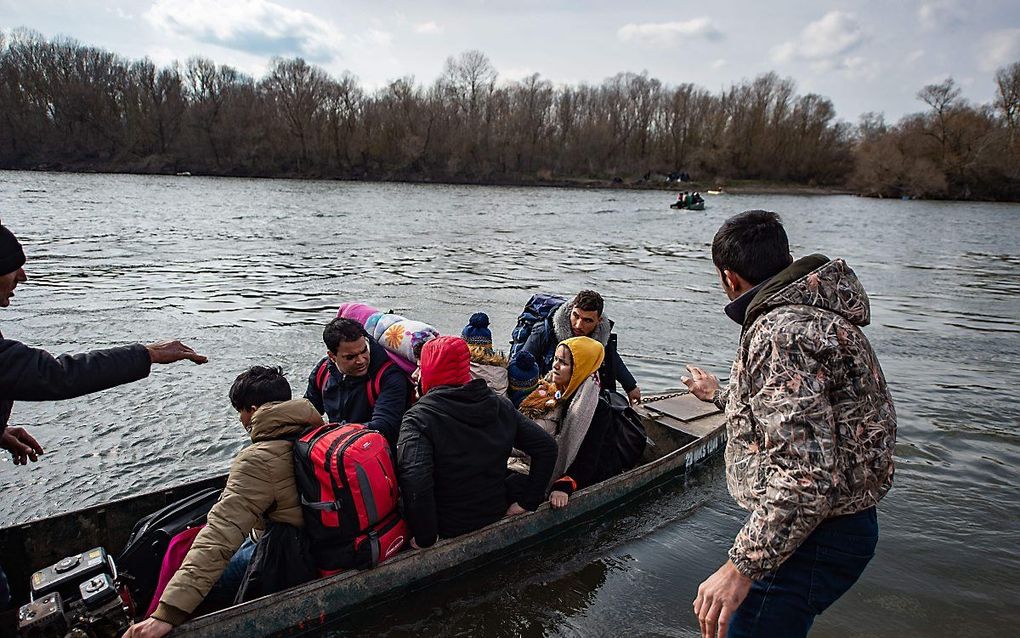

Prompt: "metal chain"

[637,390,688,405]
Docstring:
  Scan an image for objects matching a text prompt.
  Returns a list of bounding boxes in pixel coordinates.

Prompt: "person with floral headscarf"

[515,336,624,509]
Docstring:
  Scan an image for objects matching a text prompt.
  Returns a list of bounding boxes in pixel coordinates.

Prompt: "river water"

[1,171,1017,636]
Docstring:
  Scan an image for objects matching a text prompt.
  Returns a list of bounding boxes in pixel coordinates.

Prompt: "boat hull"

[0,395,725,637]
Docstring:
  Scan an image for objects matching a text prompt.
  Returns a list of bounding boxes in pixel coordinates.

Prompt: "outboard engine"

[18,548,133,638]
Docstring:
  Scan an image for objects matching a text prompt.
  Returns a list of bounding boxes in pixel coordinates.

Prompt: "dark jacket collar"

[723,254,832,330]
[724,280,768,326]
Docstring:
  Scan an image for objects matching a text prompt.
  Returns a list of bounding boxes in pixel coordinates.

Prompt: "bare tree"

[994,61,1020,143]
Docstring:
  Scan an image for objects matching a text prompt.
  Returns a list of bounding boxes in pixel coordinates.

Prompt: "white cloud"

[144,0,344,62]
[978,29,1020,72]
[105,6,134,21]
[918,0,966,31]
[843,56,880,81]
[712,58,727,70]
[414,21,443,35]
[906,49,926,66]
[617,18,723,47]
[355,29,392,48]
[771,11,867,72]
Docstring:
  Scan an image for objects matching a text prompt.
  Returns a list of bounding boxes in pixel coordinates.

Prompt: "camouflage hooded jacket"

[722,255,896,580]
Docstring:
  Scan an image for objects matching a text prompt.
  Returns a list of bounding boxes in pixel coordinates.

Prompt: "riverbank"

[2,165,854,197]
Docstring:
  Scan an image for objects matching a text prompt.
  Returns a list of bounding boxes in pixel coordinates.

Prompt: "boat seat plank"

[643,394,720,422]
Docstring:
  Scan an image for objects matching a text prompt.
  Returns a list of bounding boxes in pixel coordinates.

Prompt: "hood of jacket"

[419,336,472,394]
[559,336,605,401]
[552,302,613,346]
[744,254,871,332]
[248,398,322,442]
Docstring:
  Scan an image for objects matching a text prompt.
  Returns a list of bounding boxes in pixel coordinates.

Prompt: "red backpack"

[293,423,407,571]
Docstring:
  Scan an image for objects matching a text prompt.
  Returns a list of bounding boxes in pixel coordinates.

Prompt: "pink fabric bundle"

[336,302,378,325]
[336,302,417,374]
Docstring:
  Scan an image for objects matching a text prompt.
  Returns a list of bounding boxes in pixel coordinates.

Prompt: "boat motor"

[18,547,134,638]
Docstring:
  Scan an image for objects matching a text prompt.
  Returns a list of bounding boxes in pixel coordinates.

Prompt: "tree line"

[852,65,1020,200]
[1,30,1018,200]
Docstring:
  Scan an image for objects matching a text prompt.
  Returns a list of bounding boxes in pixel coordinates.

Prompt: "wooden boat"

[0,393,725,637]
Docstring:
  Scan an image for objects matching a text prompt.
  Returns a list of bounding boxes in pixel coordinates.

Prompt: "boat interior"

[0,393,721,637]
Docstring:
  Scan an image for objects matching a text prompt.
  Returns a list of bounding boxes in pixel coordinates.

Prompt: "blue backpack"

[508,293,566,365]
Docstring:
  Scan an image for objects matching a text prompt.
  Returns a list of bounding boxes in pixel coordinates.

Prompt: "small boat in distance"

[671,191,706,211]
[670,200,705,211]
[0,393,724,637]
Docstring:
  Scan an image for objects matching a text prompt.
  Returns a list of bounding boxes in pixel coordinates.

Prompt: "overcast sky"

[2,0,1018,123]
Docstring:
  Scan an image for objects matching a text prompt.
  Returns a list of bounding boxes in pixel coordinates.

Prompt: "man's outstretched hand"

[681,364,720,402]
[146,340,208,365]
[1,426,43,465]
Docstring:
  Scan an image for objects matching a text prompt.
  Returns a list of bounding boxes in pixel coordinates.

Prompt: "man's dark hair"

[712,210,793,285]
[229,366,291,411]
[323,317,370,353]
[572,290,604,315]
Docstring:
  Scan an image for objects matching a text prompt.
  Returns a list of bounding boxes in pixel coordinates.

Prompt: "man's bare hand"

[549,490,569,509]
[693,560,752,638]
[146,340,208,365]
[122,617,173,638]
[627,386,642,406]
[505,502,527,518]
[681,364,719,402]
[0,426,43,465]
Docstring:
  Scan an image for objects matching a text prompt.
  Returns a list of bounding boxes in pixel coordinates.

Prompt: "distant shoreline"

[2,166,857,198]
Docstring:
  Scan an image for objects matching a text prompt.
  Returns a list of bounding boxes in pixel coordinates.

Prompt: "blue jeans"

[205,537,256,606]
[727,507,879,638]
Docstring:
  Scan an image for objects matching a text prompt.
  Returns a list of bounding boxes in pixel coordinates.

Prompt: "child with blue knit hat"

[507,351,540,408]
[462,312,509,396]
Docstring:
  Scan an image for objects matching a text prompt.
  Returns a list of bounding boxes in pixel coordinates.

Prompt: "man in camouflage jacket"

[683,210,896,638]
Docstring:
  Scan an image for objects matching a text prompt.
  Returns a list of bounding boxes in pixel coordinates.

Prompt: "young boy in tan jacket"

[125,366,322,638]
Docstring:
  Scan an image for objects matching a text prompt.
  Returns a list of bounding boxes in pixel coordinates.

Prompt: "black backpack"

[117,487,221,610]
[603,390,648,470]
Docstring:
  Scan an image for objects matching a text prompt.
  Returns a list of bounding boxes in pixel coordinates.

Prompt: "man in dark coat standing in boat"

[0,220,207,605]
[682,210,896,638]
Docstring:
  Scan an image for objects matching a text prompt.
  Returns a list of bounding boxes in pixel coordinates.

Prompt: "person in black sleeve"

[303,317,410,447]
[397,336,556,548]
[0,221,208,463]
[0,220,207,607]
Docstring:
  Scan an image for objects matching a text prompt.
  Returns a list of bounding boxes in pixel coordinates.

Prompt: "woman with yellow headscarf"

[516,336,625,509]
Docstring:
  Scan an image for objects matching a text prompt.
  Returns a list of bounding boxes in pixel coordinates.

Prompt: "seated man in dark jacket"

[304,317,410,447]
[397,336,557,547]
[521,289,641,405]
